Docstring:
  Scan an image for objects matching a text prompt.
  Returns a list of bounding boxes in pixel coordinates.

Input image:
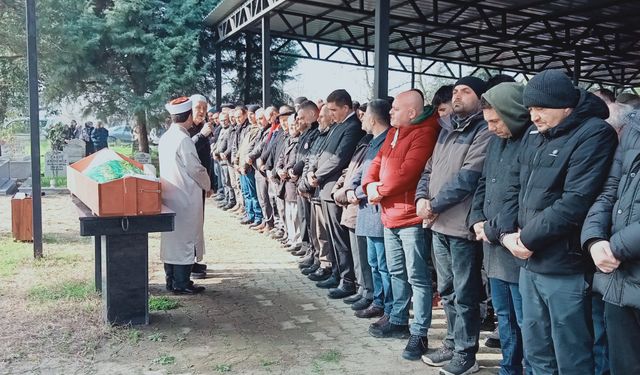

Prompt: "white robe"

[159,124,211,265]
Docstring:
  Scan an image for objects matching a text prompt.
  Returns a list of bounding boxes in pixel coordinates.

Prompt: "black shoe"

[479,317,496,332]
[301,263,320,275]
[172,284,205,295]
[421,346,454,367]
[308,268,331,282]
[298,255,314,269]
[368,320,410,339]
[402,335,428,361]
[328,285,356,299]
[439,354,479,375]
[294,247,307,256]
[351,298,372,311]
[316,275,339,289]
[355,305,385,319]
[343,294,362,305]
[484,328,501,349]
[222,203,235,211]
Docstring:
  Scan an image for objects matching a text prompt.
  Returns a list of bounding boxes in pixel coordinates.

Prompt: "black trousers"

[164,263,193,290]
[297,196,311,247]
[605,302,640,375]
[321,199,355,285]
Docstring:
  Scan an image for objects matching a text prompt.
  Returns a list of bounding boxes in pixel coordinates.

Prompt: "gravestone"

[63,139,86,164]
[45,151,67,177]
[0,157,17,195]
[133,152,151,165]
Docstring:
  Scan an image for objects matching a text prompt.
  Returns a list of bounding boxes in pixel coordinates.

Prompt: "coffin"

[67,151,161,217]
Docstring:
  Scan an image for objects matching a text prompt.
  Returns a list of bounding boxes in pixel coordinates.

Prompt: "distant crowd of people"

[157,70,640,375]
[64,120,109,155]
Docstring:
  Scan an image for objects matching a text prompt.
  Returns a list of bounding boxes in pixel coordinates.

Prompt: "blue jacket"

[354,129,389,238]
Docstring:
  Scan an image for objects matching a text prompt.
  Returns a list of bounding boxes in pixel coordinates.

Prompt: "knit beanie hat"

[523,69,579,109]
[454,76,487,99]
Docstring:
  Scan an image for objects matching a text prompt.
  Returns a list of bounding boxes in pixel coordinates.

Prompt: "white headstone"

[134,152,151,165]
[45,151,67,177]
[63,139,85,164]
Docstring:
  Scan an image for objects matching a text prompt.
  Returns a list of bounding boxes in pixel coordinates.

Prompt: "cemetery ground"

[0,196,500,375]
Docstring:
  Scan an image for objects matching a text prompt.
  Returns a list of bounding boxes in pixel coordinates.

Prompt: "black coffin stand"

[73,197,175,325]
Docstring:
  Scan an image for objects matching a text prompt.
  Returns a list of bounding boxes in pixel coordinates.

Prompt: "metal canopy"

[204,0,640,88]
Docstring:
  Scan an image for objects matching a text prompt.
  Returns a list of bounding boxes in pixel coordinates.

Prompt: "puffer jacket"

[353,129,389,238]
[582,109,640,308]
[415,112,491,239]
[502,89,618,275]
[363,106,440,229]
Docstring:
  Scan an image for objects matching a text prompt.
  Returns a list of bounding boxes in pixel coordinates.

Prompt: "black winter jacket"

[501,90,618,275]
[582,110,640,308]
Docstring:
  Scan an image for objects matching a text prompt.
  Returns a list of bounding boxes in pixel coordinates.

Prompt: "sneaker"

[402,334,428,360]
[439,355,479,375]
[368,320,410,339]
[422,346,454,367]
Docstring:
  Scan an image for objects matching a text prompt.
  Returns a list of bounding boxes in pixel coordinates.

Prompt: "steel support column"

[373,0,390,99]
[26,0,42,258]
[215,48,222,110]
[262,16,272,107]
[574,50,582,86]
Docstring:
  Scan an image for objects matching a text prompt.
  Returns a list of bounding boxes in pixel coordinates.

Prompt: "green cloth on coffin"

[84,159,144,183]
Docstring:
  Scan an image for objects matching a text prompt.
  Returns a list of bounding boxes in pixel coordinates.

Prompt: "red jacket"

[362,110,440,229]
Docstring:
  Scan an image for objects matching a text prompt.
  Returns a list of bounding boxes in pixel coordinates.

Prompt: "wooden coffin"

[11,194,33,241]
[67,152,161,217]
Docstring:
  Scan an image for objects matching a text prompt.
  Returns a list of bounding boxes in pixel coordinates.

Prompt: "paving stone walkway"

[131,199,501,374]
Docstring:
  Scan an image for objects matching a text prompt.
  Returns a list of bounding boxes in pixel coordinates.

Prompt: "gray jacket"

[416,112,491,239]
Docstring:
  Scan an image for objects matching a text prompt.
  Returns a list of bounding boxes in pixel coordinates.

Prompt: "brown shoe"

[355,305,384,319]
[369,314,390,329]
[252,223,266,231]
[259,224,274,233]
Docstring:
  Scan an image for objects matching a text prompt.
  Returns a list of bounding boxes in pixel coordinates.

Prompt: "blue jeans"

[384,225,432,336]
[592,293,610,375]
[239,169,262,223]
[367,236,393,314]
[490,278,532,375]
[432,231,482,358]
[519,267,594,375]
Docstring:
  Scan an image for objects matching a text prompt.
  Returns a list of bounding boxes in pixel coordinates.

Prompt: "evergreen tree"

[0,0,299,152]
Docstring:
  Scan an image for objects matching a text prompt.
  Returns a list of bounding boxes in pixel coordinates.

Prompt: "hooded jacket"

[362,107,440,229]
[415,110,491,239]
[582,109,640,308]
[501,89,618,275]
[467,83,531,283]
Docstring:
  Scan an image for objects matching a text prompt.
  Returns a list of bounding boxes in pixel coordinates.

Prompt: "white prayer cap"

[165,97,192,115]
[190,94,207,105]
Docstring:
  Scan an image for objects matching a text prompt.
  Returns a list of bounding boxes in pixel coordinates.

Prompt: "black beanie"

[454,76,487,99]
[523,69,579,109]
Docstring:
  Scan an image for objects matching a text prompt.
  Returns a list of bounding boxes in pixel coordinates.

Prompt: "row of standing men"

[160,70,640,375]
